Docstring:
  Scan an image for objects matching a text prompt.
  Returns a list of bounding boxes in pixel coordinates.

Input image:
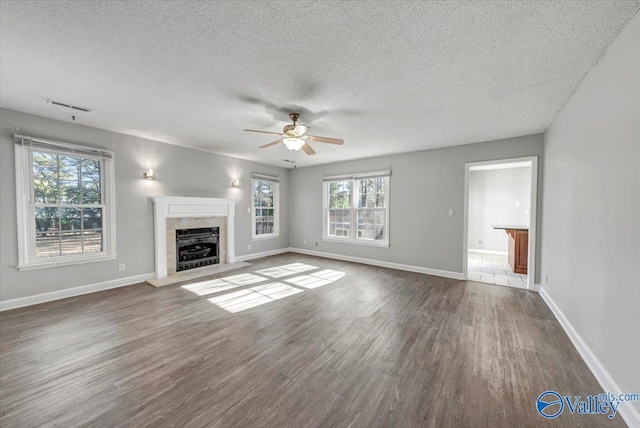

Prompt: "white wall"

[0,108,290,301]
[541,13,640,418]
[468,167,531,252]
[289,134,543,278]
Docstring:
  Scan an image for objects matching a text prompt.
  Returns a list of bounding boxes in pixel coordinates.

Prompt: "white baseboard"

[0,272,156,312]
[468,249,508,256]
[289,247,464,280]
[235,247,292,262]
[539,287,640,427]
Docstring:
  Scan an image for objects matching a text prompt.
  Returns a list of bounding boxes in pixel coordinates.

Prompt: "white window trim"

[14,139,117,271]
[251,177,280,240]
[322,175,390,248]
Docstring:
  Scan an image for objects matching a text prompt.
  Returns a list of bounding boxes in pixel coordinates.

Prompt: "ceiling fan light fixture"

[293,124,310,135]
[283,137,305,151]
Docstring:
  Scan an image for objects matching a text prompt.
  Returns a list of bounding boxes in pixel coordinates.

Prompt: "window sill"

[251,234,280,241]
[323,237,390,248]
[17,254,117,271]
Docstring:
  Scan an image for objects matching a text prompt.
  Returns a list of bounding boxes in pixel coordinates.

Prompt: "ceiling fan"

[243,113,344,155]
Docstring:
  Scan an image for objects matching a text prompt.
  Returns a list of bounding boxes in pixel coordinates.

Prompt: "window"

[323,171,390,247]
[327,180,352,238]
[15,135,116,270]
[252,173,279,239]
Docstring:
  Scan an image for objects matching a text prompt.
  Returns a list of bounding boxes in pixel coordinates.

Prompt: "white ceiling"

[1,1,638,168]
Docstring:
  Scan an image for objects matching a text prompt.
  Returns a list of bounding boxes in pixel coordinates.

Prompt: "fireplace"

[149,196,237,280]
[175,227,219,272]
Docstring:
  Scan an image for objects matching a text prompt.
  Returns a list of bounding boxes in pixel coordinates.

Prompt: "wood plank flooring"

[0,253,626,427]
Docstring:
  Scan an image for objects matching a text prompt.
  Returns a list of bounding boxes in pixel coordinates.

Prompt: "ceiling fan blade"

[306,135,344,145]
[243,129,284,136]
[259,139,283,149]
[301,143,316,155]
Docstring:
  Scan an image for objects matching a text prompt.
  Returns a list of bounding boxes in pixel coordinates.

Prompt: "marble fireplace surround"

[149,196,238,280]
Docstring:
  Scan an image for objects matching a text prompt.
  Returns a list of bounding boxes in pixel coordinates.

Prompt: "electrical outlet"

[479,240,482,245]
[303,240,307,245]
[546,274,549,285]
[247,207,251,214]
[315,242,319,247]
[448,209,454,216]
[248,244,251,250]
[118,263,126,272]
[515,200,521,206]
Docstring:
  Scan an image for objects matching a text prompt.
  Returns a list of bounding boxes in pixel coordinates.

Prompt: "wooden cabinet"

[506,229,528,274]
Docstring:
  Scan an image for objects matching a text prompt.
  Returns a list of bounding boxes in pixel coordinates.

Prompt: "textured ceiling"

[1,1,638,168]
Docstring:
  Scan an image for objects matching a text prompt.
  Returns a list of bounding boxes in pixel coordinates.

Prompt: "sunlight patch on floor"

[285,269,346,289]
[207,282,304,313]
[181,279,239,296]
[255,263,319,278]
[182,263,346,313]
[180,273,267,296]
[219,273,269,285]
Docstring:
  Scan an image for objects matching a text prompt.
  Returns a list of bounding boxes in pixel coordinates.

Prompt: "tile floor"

[467,251,527,288]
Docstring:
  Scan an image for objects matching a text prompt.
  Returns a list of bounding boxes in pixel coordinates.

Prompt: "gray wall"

[540,13,639,414]
[468,167,531,252]
[0,108,290,301]
[289,134,543,277]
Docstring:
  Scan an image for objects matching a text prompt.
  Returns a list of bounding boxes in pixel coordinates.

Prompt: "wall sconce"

[144,168,154,180]
[231,179,240,188]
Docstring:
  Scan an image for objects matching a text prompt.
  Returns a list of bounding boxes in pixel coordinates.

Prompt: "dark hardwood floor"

[0,253,625,427]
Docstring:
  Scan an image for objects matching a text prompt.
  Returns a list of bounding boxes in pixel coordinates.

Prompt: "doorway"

[463,157,538,290]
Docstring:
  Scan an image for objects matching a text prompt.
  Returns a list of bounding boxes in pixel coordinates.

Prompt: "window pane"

[82,207,103,253]
[255,216,274,235]
[253,180,274,208]
[341,209,350,237]
[60,207,82,231]
[33,151,59,204]
[356,209,385,241]
[35,207,60,258]
[60,207,83,256]
[59,155,82,204]
[329,181,351,208]
[253,179,276,236]
[81,159,102,204]
[83,230,103,253]
[366,193,376,208]
[328,208,350,238]
[83,207,102,231]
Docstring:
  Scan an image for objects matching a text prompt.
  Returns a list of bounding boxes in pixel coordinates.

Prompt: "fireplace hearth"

[175,227,219,272]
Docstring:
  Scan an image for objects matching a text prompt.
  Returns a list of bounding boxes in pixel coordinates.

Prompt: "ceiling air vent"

[47,99,93,112]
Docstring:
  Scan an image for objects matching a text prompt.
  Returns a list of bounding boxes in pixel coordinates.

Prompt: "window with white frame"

[14,135,116,270]
[252,173,279,239]
[323,171,390,247]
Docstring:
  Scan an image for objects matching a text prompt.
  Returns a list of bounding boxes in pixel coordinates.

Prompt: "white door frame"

[462,156,539,291]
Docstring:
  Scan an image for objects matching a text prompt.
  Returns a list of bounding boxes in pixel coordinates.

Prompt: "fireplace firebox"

[175,227,219,272]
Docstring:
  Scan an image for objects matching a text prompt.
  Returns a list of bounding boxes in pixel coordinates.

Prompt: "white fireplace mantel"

[150,196,238,279]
